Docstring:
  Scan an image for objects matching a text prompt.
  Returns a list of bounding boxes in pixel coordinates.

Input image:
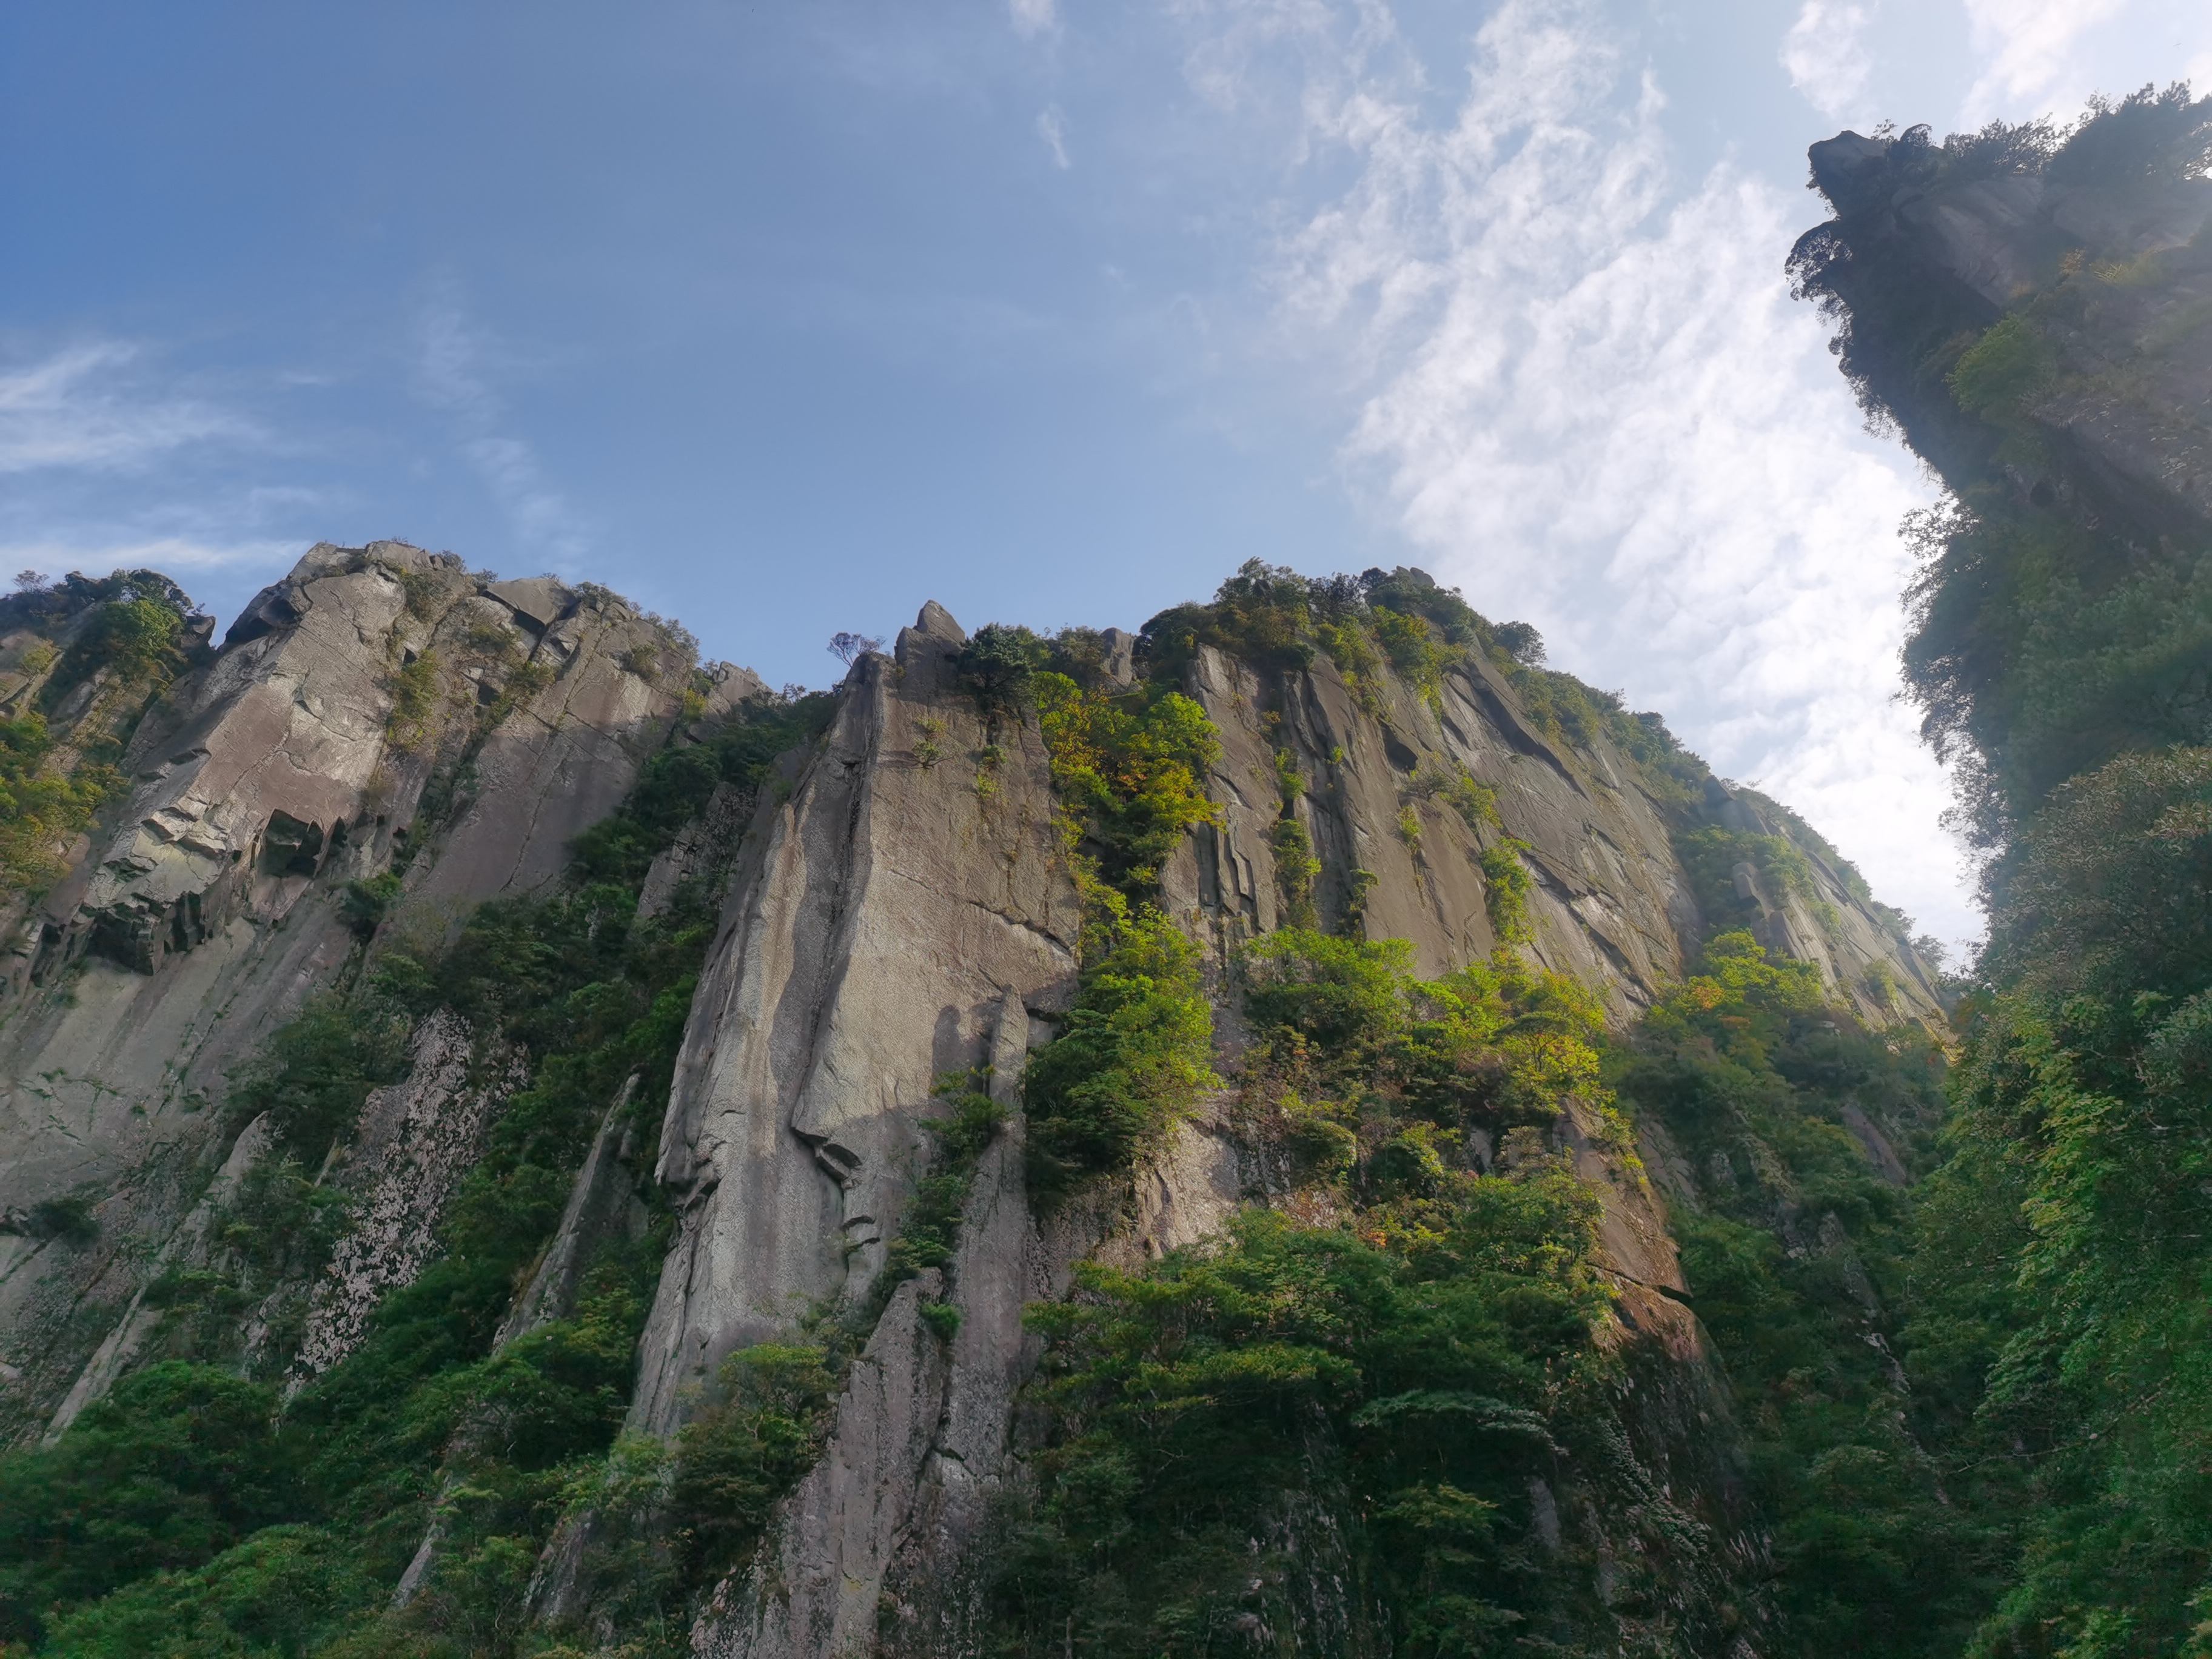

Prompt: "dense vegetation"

[1785,83,2212,1656]
[0,684,836,1657]
[990,928,1646,1656]
[1610,936,1967,1657]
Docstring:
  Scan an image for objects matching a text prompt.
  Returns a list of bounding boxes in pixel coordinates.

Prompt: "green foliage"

[15,1195,97,1247]
[1899,752,2212,1655]
[1239,928,1615,1168]
[1031,672,1221,908]
[0,1366,304,1647]
[1904,492,2212,840]
[225,998,415,1167]
[0,576,204,900]
[1613,936,1992,1658]
[1023,913,1218,1191]
[1675,823,1814,923]
[45,598,187,702]
[1407,756,1501,832]
[384,653,443,749]
[1984,745,2212,1002]
[340,873,404,940]
[1798,92,2212,1651]
[1476,840,1532,945]
[989,1195,1614,1657]
[1371,606,1442,703]
[1269,816,1319,930]
[952,623,1051,711]
[383,561,448,623]
[873,1084,1007,1316]
[568,690,835,889]
[2045,82,2212,186]
[38,1526,380,1659]
[663,1345,836,1601]
[1948,315,2059,426]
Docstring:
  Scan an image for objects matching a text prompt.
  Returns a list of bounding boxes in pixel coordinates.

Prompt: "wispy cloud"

[1037,104,1072,167]
[0,534,300,578]
[1960,0,2132,119]
[1208,0,1973,943]
[0,341,249,474]
[1008,0,1059,40]
[414,292,588,569]
[1781,0,1876,121]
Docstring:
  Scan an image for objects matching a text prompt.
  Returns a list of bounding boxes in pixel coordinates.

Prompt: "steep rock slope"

[1794,113,2212,547]
[1165,639,1935,1024]
[0,557,1951,1659]
[632,594,1943,1658]
[0,542,722,1435]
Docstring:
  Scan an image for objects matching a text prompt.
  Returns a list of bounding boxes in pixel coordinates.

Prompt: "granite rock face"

[632,605,1082,1435]
[0,552,1951,1654]
[1162,641,1943,1026]
[652,605,1942,1659]
[0,542,712,1436]
[1803,129,2212,544]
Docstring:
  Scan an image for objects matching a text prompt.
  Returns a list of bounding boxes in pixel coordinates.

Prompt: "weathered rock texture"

[644,604,1939,1658]
[1799,130,2212,545]
[0,542,716,1436]
[293,1010,521,1379]
[1163,641,1942,1027]
[634,603,1083,1432]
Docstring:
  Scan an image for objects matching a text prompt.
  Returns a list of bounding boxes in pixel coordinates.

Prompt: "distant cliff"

[0,543,1949,1658]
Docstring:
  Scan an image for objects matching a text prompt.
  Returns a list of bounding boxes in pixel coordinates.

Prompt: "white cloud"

[1038,104,1072,167]
[414,295,588,568]
[0,535,298,577]
[0,341,247,474]
[1239,0,1977,945]
[1780,0,1875,121]
[1959,0,2133,119]
[1009,0,1059,40]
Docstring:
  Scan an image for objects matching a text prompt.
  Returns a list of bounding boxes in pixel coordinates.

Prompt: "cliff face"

[612,602,1939,1658]
[1795,124,2212,546]
[0,549,1946,1658]
[0,542,724,1435]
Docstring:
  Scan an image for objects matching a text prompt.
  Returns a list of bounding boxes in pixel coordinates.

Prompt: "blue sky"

[6,0,2209,951]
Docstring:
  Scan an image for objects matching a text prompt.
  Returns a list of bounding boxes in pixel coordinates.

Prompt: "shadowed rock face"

[632,604,1082,1439]
[1800,129,2212,544]
[0,541,720,1436]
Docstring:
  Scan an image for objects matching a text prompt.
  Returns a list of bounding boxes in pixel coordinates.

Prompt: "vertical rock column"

[631,602,1081,1435]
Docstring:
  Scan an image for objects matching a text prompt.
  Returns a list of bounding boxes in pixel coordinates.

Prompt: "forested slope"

[1787,84,2212,1657]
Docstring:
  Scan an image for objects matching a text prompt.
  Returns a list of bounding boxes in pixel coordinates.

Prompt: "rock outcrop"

[624,600,1939,1658]
[0,555,1949,1657]
[0,542,716,1436]
[1797,127,2212,545]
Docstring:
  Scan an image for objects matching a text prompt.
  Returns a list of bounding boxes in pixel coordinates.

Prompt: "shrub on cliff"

[1032,671,1221,906]
[1023,912,1218,1191]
